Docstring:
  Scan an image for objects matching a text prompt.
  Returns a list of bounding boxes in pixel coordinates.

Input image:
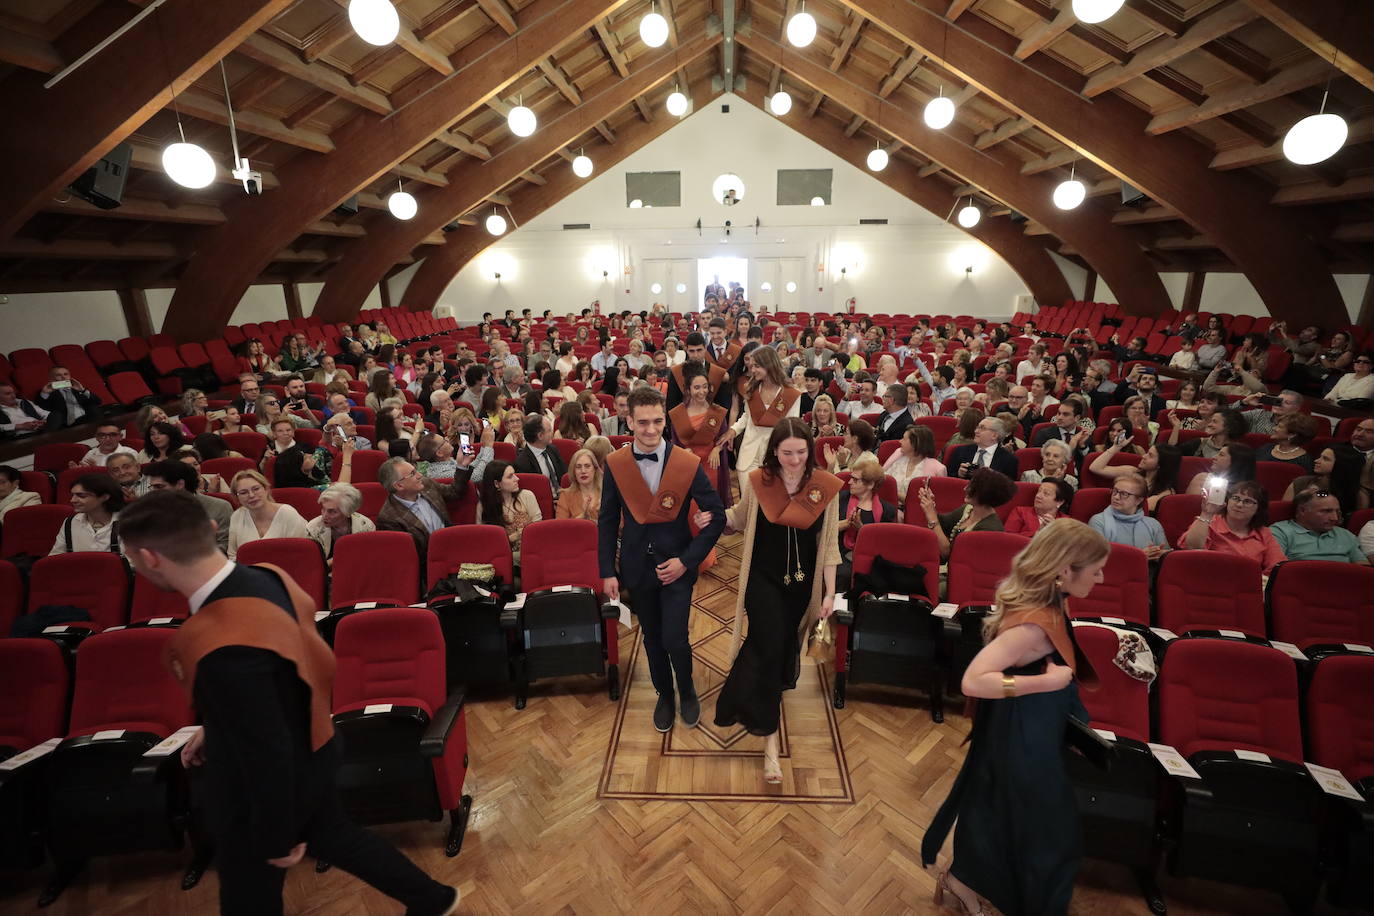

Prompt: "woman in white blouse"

[226,469,309,559]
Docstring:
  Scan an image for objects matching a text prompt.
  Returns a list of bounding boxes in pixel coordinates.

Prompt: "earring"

[1055,576,1064,591]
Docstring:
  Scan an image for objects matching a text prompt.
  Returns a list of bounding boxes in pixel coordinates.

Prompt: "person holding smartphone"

[36,365,101,428]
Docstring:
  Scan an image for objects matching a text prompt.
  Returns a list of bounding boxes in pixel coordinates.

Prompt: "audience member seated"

[1089,472,1168,557]
[310,355,348,388]
[107,452,149,501]
[77,421,138,468]
[0,465,40,521]
[916,468,1015,559]
[502,408,527,449]
[226,469,309,560]
[1032,399,1091,458]
[514,414,565,498]
[883,424,945,497]
[1271,489,1370,565]
[1021,439,1079,490]
[1326,352,1374,405]
[134,403,192,438]
[583,435,614,467]
[1237,389,1303,436]
[255,392,316,433]
[555,400,593,445]
[1114,366,1167,417]
[226,375,260,414]
[212,405,250,436]
[179,388,209,419]
[269,418,348,489]
[1359,517,1374,563]
[1184,443,1257,496]
[1089,443,1181,512]
[837,455,898,583]
[323,413,372,450]
[307,482,376,564]
[51,473,124,554]
[144,459,230,554]
[375,455,473,555]
[874,384,914,443]
[1194,328,1228,370]
[1257,413,1317,471]
[555,447,603,521]
[1165,380,1202,414]
[35,365,101,429]
[824,419,876,473]
[374,406,423,458]
[0,380,49,435]
[1283,443,1364,514]
[137,421,186,463]
[1167,336,1197,370]
[1348,418,1373,508]
[948,417,1018,479]
[477,460,541,565]
[945,409,982,449]
[1178,479,1285,574]
[1170,405,1245,459]
[1005,479,1074,536]
[1122,396,1159,446]
[810,394,843,439]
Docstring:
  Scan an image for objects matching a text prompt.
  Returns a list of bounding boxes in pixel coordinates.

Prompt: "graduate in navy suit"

[599,387,725,734]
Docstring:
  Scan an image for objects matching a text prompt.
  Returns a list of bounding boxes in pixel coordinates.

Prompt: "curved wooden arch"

[161,0,632,342]
[0,0,294,243]
[739,32,1171,316]
[311,32,723,324]
[839,0,1348,328]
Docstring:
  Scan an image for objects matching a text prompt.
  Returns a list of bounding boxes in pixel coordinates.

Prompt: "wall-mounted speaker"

[68,143,131,210]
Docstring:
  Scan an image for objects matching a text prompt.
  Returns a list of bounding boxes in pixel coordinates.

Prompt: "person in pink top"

[1177,479,1286,574]
[882,424,946,502]
[1004,478,1074,536]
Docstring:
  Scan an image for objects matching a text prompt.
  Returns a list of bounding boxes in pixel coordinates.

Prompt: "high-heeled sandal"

[933,870,984,915]
[762,745,782,785]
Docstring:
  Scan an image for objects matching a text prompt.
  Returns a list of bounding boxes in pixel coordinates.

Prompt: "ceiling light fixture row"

[508,95,537,137]
[785,1,817,48]
[956,198,981,228]
[666,84,689,117]
[866,140,888,172]
[640,2,670,48]
[572,148,593,178]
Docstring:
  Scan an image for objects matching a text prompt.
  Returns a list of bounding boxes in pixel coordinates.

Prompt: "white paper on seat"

[363,704,393,715]
[831,595,848,614]
[1305,763,1364,801]
[552,585,574,593]
[506,593,527,610]
[1218,629,1246,639]
[1093,728,1116,742]
[1099,617,1126,625]
[354,601,377,610]
[314,610,329,622]
[92,730,125,741]
[41,626,70,634]
[144,726,199,758]
[604,599,631,629]
[883,592,908,602]
[472,585,491,597]
[0,737,60,771]
[932,602,959,619]
[1269,641,1307,661]
[1149,627,1178,642]
[1233,749,1270,763]
[148,617,174,625]
[1343,643,1373,654]
[1147,743,1201,779]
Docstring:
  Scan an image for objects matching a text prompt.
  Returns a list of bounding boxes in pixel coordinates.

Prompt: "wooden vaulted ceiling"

[0,0,1372,339]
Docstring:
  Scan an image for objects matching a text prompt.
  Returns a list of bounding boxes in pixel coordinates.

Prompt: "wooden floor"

[0,532,1346,915]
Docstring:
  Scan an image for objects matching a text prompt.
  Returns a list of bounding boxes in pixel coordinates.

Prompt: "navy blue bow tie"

[633,451,659,462]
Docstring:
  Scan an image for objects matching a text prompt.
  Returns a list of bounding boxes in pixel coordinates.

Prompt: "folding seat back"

[335,448,387,483]
[27,552,130,632]
[9,348,52,371]
[1158,639,1302,761]
[84,340,126,371]
[1268,561,1374,651]
[1156,550,1264,638]
[270,487,323,520]
[1254,460,1303,498]
[427,525,513,590]
[1153,493,1203,547]
[520,519,600,591]
[176,343,210,368]
[129,572,189,623]
[0,560,22,635]
[910,474,969,515]
[1068,488,1112,523]
[234,539,326,610]
[851,522,941,602]
[55,465,110,505]
[1306,654,1374,786]
[201,456,256,481]
[515,473,555,520]
[440,480,479,525]
[331,532,419,608]
[354,481,387,520]
[148,346,185,376]
[996,481,1041,523]
[68,628,191,738]
[1,505,73,560]
[32,442,89,474]
[1072,623,1150,742]
[116,337,150,363]
[946,532,1030,608]
[1072,543,1150,626]
[551,438,579,468]
[813,436,845,467]
[0,639,68,752]
[106,371,156,407]
[203,339,232,362]
[220,431,268,457]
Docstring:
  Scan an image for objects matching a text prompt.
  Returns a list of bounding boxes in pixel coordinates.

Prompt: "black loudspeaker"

[68,143,131,210]
[334,195,359,217]
[1120,180,1150,208]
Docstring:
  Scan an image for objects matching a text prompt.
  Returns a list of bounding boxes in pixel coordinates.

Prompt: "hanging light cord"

[219,61,244,168]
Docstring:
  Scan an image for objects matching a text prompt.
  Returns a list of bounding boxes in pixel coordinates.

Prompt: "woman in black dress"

[921,518,1109,915]
[708,418,842,784]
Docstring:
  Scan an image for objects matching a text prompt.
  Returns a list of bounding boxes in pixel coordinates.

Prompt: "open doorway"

[696,257,748,309]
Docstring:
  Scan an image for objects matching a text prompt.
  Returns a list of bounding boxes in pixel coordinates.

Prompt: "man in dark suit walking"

[599,387,725,733]
[513,414,566,498]
[375,455,475,557]
[947,416,1019,479]
[117,490,459,916]
[875,384,914,443]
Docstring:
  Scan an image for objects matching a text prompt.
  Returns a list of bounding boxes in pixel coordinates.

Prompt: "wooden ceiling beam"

[0,26,63,73]
[400,77,726,312]
[310,30,719,321]
[736,30,1172,316]
[1015,7,1075,60]
[1197,37,1270,84]
[299,14,356,63]
[1065,24,1130,65]
[946,0,975,19]
[238,33,392,114]
[593,20,631,78]
[1271,174,1374,206]
[594,120,617,143]
[325,0,456,74]
[1145,57,1329,134]
[437,130,493,159]
[1111,204,1179,225]
[833,0,1347,326]
[475,0,519,34]
[416,0,476,41]
[538,57,582,104]
[633,96,654,121]
[227,67,288,110]
[1083,3,1258,98]
[974,116,1032,150]
[0,0,295,244]
[879,48,925,97]
[174,85,335,153]
[283,90,337,128]
[1120,0,1183,38]
[1246,0,1374,94]
[830,15,864,71]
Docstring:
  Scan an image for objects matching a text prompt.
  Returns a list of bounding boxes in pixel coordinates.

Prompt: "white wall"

[3,290,126,351]
[431,92,1035,322]
[1157,272,1370,321]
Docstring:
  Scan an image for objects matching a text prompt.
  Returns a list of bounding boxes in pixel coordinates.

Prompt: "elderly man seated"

[77,422,139,467]
[324,413,373,450]
[106,452,150,501]
[0,381,49,435]
[306,482,376,564]
[375,453,476,555]
[1271,489,1370,564]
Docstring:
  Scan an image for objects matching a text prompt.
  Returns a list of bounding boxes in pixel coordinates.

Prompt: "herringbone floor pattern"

[0,533,1338,914]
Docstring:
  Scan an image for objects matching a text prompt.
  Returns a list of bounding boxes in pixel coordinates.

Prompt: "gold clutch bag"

[805,617,835,660]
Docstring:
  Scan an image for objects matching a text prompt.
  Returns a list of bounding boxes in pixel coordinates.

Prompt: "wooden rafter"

[238,34,392,114]
[1246,0,1374,94]
[1145,58,1329,134]
[1083,3,1259,98]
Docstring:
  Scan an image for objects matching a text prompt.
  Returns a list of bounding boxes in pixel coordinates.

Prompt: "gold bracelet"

[1002,675,1017,698]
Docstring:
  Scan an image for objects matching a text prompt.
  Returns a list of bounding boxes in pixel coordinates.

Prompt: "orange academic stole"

[747,385,802,427]
[708,343,740,370]
[605,445,701,525]
[749,468,843,528]
[668,403,727,447]
[997,607,1099,688]
[670,362,726,398]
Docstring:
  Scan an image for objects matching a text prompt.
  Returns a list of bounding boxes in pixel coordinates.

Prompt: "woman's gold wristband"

[1002,675,1017,698]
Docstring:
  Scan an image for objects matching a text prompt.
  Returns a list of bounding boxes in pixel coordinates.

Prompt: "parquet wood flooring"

[0,532,1346,915]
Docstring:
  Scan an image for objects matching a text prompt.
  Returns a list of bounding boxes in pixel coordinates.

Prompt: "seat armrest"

[833,605,854,627]
[420,688,467,758]
[0,738,61,787]
[600,601,619,620]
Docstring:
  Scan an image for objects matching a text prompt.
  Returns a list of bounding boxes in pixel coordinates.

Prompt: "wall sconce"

[965,265,973,276]
[494,272,502,281]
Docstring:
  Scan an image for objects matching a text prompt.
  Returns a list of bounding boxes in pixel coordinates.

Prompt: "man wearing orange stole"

[599,387,726,734]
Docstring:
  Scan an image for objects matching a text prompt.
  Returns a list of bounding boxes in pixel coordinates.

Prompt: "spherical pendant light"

[712,173,745,204]
[629,199,644,209]
[572,153,593,178]
[650,282,663,295]
[1283,112,1349,165]
[769,91,793,116]
[507,103,536,138]
[1071,0,1124,24]
[924,94,955,130]
[348,0,401,46]
[866,146,889,172]
[956,202,981,228]
[162,141,216,189]
[1053,177,1087,210]
[639,9,669,48]
[785,7,817,48]
[387,189,418,220]
[485,211,507,235]
[666,90,688,117]
[810,196,825,206]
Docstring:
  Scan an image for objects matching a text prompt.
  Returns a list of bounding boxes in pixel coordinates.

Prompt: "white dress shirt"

[80,444,138,467]
[633,438,667,494]
[188,558,236,615]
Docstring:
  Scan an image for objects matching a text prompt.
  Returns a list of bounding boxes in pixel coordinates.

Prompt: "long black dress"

[713,506,821,736]
[920,649,1087,916]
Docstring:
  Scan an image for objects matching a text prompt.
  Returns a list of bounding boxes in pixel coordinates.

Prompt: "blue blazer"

[597,441,726,587]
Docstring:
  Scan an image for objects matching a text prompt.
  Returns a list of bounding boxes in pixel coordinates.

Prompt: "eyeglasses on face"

[96,432,121,439]
[1227,495,1259,508]
[1109,488,1143,500]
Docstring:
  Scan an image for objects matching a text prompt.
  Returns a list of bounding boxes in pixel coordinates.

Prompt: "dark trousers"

[629,573,696,697]
[209,753,449,915]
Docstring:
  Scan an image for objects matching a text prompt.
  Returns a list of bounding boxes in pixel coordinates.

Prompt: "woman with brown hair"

[365,370,400,412]
[708,419,842,784]
[554,399,593,445]
[728,344,800,500]
[555,447,603,521]
[669,363,732,504]
[922,519,1109,915]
